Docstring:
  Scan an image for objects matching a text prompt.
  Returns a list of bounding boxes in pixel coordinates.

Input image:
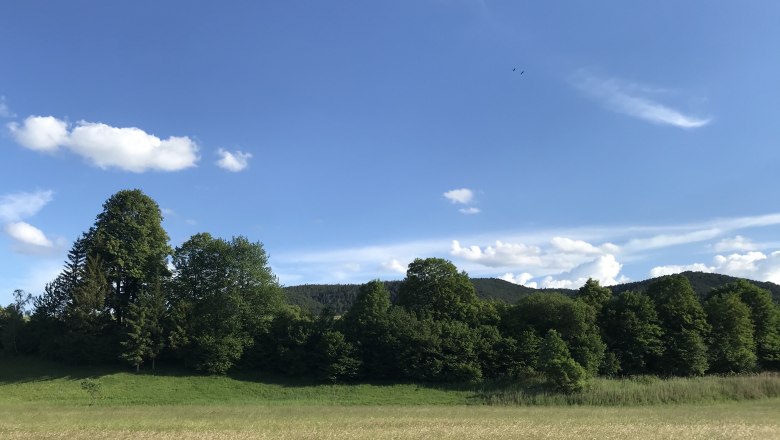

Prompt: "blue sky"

[2,1,780,305]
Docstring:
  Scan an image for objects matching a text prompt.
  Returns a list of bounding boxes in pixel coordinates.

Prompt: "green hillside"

[284,272,779,314]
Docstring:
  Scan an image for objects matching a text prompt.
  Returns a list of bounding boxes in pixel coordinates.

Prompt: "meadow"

[2,357,780,439]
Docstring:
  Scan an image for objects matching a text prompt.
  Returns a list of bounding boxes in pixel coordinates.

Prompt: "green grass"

[3,357,780,407]
[3,357,780,439]
[0,357,473,406]
[1,400,779,439]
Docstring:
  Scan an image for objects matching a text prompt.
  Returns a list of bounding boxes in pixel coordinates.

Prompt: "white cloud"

[0,190,53,222]
[459,207,481,215]
[8,116,68,152]
[216,148,252,172]
[649,251,780,284]
[380,259,408,274]
[5,222,53,247]
[540,254,627,289]
[271,212,780,286]
[573,72,710,129]
[550,237,603,254]
[68,121,199,172]
[713,235,757,252]
[8,115,199,172]
[649,263,712,278]
[0,190,56,255]
[500,272,537,288]
[0,96,15,118]
[624,228,722,251]
[443,188,474,204]
[451,240,543,267]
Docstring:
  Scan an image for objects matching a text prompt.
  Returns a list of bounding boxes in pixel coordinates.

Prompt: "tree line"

[1,189,780,392]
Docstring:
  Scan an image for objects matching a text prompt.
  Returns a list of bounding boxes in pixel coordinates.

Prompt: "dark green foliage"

[470,278,548,303]
[612,271,780,304]
[577,278,612,312]
[283,278,576,316]
[391,310,483,383]
[284,281,402,315]
[713,281,780,369]
[90,189,171,325]
[1,290,31,355]
[538,329,588,393]
[600,291,664,375]
[503,293,605,376]
[341,281,399,379]
[308,314,361,383]
[647,275,710,376]
[169,233,283,374]
[397,258,480,324]
[120,275,166,372]
[705,292,757,373]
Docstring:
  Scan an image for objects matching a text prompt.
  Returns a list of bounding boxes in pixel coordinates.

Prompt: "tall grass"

[478,372,780,405]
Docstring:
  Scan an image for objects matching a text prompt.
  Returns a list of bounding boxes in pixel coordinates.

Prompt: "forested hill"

[284,278,566,314]
[284,271,780,315]
[610,271,780,303]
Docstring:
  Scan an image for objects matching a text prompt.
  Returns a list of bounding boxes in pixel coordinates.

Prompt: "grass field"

[2,357,780,439]
[2,400,779,439]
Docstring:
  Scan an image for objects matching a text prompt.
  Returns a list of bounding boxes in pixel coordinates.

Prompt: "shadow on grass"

[0,355,486,397]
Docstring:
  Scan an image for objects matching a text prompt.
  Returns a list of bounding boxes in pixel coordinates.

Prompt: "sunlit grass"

[2,357,780,439]
[1,400,779,439]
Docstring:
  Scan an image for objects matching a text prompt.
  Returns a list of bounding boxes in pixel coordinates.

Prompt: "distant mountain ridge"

[283,271,780,315]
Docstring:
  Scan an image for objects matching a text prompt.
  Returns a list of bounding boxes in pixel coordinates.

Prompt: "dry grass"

[2,400,779,440]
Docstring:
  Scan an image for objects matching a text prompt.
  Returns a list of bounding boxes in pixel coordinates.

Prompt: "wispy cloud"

[0,190,56,254]
[572,71,711,129]
[0,190,53,222]
[8,115,200,172]
[271,212,780,287]
[459,207,481,215]
[0,96,15,118]
[216,148,252,172]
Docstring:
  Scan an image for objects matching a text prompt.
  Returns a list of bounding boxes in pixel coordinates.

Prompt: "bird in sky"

[513,68,525,74]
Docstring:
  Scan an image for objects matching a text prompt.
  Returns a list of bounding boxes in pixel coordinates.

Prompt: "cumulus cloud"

[8,116,199,172]
[573,72,711,129]
[500,272,537,288]
[459,207,481,215]
[0,190,53,222]
[550,237,604,254]
[539,255,627,289]
[451,240,543,267]
[649,251,780,284]
[272,212,780,286]
[649,263,712,278]
[443,188,474,204]
[713,235,757,252]
[6,222,53,247]
[216,148,252,172]
[8,116,68,151]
